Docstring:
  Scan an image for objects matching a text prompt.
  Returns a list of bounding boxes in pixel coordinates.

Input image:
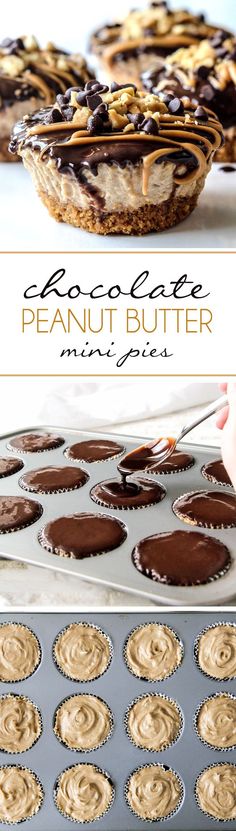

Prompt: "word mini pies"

[0,35,93,162]
[10,82,223,235]
[90,1,224,86]
[142,33,236,161]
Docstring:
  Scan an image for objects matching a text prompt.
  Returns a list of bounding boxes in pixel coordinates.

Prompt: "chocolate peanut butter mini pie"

[54,763,114,823]
[195,763,236,821]
[124,622,183,681]
[39,511,127,559]
[0,622,41,682]
[142,34,236,161]
[10,82,223,235]
[53,622,112,681]
[0,35,93,162]
[173,489,236,528]
[90,2,226,86]
[19,465,89,494]
[0,694,42,753]
[132,529,231,585]
[125,693,183,751]
[125,763,184,820]
[64,438,125,463]
[90,476,166,509]
[0,495,42,533]
[195,692,236,750]
[7,432,64,453]
[0,457,24,478]
[195,622,236,680]
[0,765,44,824]
[202,458,232,487]
[54,694,113,751]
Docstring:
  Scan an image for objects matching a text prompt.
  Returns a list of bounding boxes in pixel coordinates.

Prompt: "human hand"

[216,383,236,491]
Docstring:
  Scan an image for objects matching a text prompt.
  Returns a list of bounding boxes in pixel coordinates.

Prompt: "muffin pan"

[0,611,236,830]
[0,426,236,606]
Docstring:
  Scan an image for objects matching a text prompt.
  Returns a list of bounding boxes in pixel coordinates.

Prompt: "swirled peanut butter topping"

[0,695,41,753]
[0,36,92,107]
[127,695,181,750]
[54,623,111,681]
[0,623,40,682]
[197,694,236,749]
[10,81,223,195]
[54,695,112,751]
[197,624,236,679]
[0,766,43,824]
[55,764,113,822]
[196,764,236,820]
[125,622,183,680]
[126,765,183,820]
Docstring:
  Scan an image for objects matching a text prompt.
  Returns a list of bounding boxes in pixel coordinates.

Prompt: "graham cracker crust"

[0,138,19,163]
[39,187,202,235]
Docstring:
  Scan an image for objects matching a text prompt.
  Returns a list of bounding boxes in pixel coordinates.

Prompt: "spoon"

[118,393,228,480]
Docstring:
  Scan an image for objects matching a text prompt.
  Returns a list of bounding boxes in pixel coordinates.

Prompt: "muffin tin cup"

[123,620,184,683]
[0,502,43,535]
[64,448,125,465]
[53,693,114,753]
[0,764,44,825]
[0,460,24,479]
[173,490,236,530]
[52,621,113,684]
[0,621,42,683]
[53,763,115,824]
[18,473,89,496]
[6,439,65,455]
[195,762,236,823]
[193,692,236,753]
[124,692,184,753]
[0,693,42,755]
[124,763,185,823]
[90,478,166,511]
[194,621,236,682]
[37,513,128,560]
[201,466,233,488]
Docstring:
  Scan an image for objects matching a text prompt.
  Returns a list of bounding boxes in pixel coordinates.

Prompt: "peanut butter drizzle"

[24,70,55,104]
[105,34,200,67]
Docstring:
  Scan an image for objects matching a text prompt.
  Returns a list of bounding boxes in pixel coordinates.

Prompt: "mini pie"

[10,81,223,235]
[53,622,112,681]
[0,35,93,162]
[90,2,226,85]
[126,764,183,820]
[54,694,112,751]
[0,623,41,681]
[196,764,236,821]
[142,33,236,162]
[0,765,43,824]
[125,622,183,680]
[126,694,182,750]
[55,763,114,822]
[196,693,236,749]
[0,694,41,753]
[196,623,236,680]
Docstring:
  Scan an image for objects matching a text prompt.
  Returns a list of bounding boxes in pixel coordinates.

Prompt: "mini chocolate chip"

[200,84,214,102]
[110,81,137,93]
[168,97,184,115]
[160,92,175,104]
[210,31,226,48]
[93,103,109,121]
[46,108,64,124]
[215,47,228,59]
[86,93,102,111]
[128,112,145,127]
[65,86,81,97]
[56,94,68,107]
[197,65,210,80]
[87,113,104,134]
[230,48,236,61]
[142,117,159,135]
[143,26,155,36]
[76,91,88,106]
[1,37,24,54]
[194,105,209,122]
[63,106,75,121]
[198,12,205,22]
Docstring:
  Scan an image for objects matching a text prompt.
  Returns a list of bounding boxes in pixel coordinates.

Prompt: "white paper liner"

[124,763,184,823]
[53,693,114,752]
[0,764,44,825]
[194,691,236,752]
[0,693,42,754]
[53,762,115,824]
[53,621,113,683]
[195,762,236,823]
[124,692,183,752]
[194,621,236,681]
[123,621,184,682]
[0,621,41,683]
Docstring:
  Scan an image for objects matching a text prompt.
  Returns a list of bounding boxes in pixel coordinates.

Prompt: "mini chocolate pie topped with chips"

[142,34,236,161]
[7,432,65,453]
[202,459,232,487]
[0,35,93,162]
[39,512,127,558]
[173,490,236,528]
[65,439,124,463]
[132,529,231,585]
[0,457,24,478]
[90,476,166,509]
[19,465,89,494]
[10,81,223,235]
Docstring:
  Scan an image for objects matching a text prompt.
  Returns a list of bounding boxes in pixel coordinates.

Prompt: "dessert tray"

[0,426,235,606]
[0,610,236,830]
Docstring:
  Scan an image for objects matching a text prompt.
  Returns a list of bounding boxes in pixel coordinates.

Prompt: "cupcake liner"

[0,765,44,825]
[19,469,89,495]
[201,464,233,488]
[0,694,42,754]
[6,437,65,454]
[194,621,236,682]
[90,478,166,511]
[0,621,42,683]
[195,762,236,823]
[172,489,236,529]
[124,763,184,823]
[194,692,236,752]
[132,532,232,588]
[53,621,113,683]
[124,693,183,752]
[0,501,43,535]
[123,621,184,683]
[38,512,127,559]
[64,446,125,464]
[53,763,115,824]
[53,693,114,753]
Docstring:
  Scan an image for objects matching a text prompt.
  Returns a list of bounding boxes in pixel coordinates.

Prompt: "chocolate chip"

[46,108,64,124]
[63,106,75,121]
[194,105,209,122]
[143,26,155,36]
[93,102,109,121]
[128,112,145,127]
[1,37,24,54]
[198,12,205,22]
[86,93,102,111]
[215,47,228,59]
[200,84,214,102]
[56,94,68,107]
[142,117,159,135]
[230,48,236,61]
[168,97,184,115]
[65,86,80,98]
[160,92,175,104]
[110,81,137,93]
[210,31,226,48]
[87,113,104,134]
[76,91,88,106]
[197,65,210,80]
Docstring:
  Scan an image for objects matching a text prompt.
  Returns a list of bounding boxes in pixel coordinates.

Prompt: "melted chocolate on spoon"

[118,437,175,483]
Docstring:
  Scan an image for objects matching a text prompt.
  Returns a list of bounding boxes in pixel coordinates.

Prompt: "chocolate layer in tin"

[39,512,127,558]
[19,466,89,494]
[132,529,231,585]
[90,477,166,509]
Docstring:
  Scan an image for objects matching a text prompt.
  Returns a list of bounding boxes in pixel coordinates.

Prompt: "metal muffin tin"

[1,611,236,831]
[0,426,236,606]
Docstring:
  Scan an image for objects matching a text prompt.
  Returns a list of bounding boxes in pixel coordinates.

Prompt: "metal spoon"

[118,393,228,477]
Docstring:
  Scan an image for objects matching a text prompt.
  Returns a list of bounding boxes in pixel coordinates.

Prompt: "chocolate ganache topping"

[65,438,124,463]
[91,476,166,509]
[173,489,236,528]
[0,35,93,109]
[0,457,24,478]
[7,432,65,452]
[0,495,43,532]
[132,529,231,585]
[202,459,232,487]
[142,34,236,130]
[19,465,89,493]
[10,81,223,196]
[39,512,127,558]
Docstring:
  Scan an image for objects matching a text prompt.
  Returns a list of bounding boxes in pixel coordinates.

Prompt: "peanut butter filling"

[197,694,236,749]
[197,624,236,679]
[0,695,41,753]
[53,623,111,681]
[0,623,40,682]
[55,764,113,822]
[0,766,43,823]
[54,695,112,750]
[125,622,183,680]
[127,694,181,750]
[196,764,236,820]
[126,765,183,820]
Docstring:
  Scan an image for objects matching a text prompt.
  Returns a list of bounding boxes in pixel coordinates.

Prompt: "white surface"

[1,163,235,250]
